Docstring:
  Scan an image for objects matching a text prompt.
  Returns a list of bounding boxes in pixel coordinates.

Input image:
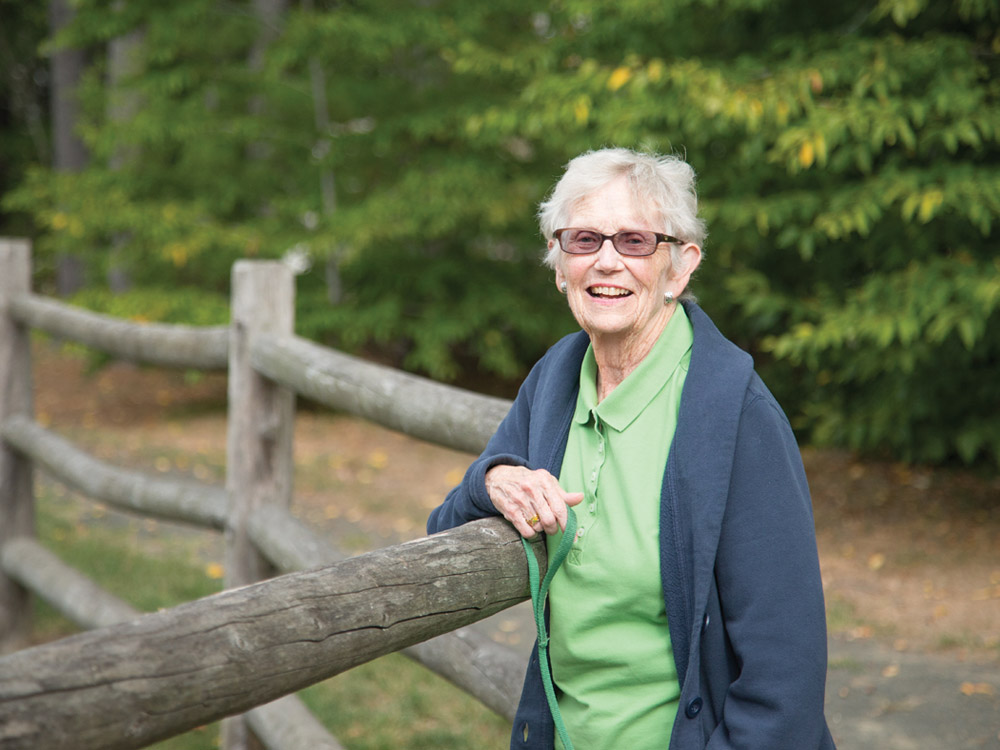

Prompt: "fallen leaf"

[882,664,900,678]
[367,450,388,469]
[960,682,995,696]
[205,562,224,580]
[868,553,886,571]
[848,625,873,640]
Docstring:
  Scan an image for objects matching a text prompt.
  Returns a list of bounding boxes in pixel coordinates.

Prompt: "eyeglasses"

[553,228,683,257]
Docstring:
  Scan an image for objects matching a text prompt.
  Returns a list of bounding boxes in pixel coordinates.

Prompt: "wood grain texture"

[0,517,543,750]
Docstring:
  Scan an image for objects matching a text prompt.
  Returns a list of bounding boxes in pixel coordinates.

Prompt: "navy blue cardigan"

[427,301,835,750]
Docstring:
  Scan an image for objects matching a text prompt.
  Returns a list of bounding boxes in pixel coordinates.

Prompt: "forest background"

[1,0,998,469]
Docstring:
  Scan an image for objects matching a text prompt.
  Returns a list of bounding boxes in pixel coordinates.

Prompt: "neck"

[591,305,675,401]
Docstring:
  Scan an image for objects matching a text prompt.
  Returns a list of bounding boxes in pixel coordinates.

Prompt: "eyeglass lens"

[559,229,660,256]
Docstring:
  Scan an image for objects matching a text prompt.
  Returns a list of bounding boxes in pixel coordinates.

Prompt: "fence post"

[0,239,36,654]
[222,260,296,750]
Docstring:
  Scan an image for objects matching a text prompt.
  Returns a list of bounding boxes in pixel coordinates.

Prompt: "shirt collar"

[573,305,694,432]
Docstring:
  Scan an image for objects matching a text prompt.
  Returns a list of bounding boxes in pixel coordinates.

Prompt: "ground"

[27,340,1000,747]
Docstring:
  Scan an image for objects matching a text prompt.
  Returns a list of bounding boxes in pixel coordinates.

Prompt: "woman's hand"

[485,465,584,538]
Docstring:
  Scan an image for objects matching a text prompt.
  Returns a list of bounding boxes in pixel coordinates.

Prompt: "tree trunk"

[105,3,143,293]
[49,0,90,296]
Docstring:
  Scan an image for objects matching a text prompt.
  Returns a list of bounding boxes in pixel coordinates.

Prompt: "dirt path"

[29,342,1000,748]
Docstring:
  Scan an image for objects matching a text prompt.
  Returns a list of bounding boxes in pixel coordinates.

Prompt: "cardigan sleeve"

[425,363,539,535]
[706,386,831,750]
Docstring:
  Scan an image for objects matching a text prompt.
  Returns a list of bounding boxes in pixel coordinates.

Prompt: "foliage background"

[2,0,998,467]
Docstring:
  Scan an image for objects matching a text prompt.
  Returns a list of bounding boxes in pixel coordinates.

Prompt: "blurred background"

[1,0,998,470]
[3,4,999,746]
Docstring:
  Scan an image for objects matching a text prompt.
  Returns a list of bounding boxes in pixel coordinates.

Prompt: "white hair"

[538,147,707,272]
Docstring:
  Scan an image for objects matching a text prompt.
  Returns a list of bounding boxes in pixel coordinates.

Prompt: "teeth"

[589,286,631,297]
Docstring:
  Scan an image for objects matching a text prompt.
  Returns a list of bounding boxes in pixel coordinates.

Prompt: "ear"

[671,242,702,288]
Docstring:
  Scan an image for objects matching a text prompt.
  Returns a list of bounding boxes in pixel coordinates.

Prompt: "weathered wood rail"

[0,239,528,750]
[0,519,544,750]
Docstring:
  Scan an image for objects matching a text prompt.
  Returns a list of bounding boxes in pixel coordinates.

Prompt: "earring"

[560,282,568,294]
[664,291,674,305]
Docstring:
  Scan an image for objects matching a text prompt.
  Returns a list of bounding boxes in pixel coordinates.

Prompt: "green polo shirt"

[547,305,693,750]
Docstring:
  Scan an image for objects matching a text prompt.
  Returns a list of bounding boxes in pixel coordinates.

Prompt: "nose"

[594,237,621,269]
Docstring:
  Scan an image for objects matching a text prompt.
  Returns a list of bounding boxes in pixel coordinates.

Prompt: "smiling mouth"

[588,285,632,299]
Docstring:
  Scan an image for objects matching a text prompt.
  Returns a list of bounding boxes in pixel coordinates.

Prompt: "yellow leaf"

[167,242,189,268]
[918,189,944,223]
[607,66,632,91]
[205,562,225,580]
[776,100,790,126]
[960,682,995,696]
[798,141,815,168]
[51,212,69,230]
[868,552,886,571]
[882,664,900,678]
[368,450,389,469]
[814,132,828,164]
[647,59,664,83]
[574,98,590,123]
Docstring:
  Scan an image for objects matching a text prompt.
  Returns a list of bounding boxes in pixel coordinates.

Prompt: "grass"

[26,485,511,749]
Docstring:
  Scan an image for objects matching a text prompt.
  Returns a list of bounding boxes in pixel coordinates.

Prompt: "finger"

[514,511,539,539]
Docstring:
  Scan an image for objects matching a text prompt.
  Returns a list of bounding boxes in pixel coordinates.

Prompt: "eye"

[571,231,600,247]
[619,231,649,246]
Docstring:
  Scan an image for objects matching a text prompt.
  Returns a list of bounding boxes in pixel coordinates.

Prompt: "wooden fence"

[0,238,539,750]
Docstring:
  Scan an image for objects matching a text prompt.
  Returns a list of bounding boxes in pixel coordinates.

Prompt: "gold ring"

[526,514,540,525]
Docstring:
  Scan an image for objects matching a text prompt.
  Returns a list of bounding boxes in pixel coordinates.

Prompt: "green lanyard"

[521,508,578,750]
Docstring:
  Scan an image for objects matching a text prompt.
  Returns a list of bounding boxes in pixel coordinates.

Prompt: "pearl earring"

[560,282,568,294]
[664,291,674,305]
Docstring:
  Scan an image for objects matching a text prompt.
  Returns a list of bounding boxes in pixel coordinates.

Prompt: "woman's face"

[552,176,701,353]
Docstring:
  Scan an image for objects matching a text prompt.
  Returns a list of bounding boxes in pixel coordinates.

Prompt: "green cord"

[521,508,577,750]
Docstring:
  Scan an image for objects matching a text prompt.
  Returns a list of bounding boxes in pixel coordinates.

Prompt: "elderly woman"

[427,148,834,750]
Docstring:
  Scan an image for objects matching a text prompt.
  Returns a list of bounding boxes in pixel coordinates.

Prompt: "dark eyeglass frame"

[553,228,683,257]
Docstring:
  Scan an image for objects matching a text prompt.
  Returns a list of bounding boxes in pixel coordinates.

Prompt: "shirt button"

[588,503,596,514]
[575,528,585,539]
[685,697,703,719]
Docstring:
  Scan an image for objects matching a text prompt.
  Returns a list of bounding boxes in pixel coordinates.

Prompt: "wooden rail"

[0,518,545,750]
[0,239,529,749]
[252,332,510,455]
[0,415,228,530]
[8,292,229,370]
